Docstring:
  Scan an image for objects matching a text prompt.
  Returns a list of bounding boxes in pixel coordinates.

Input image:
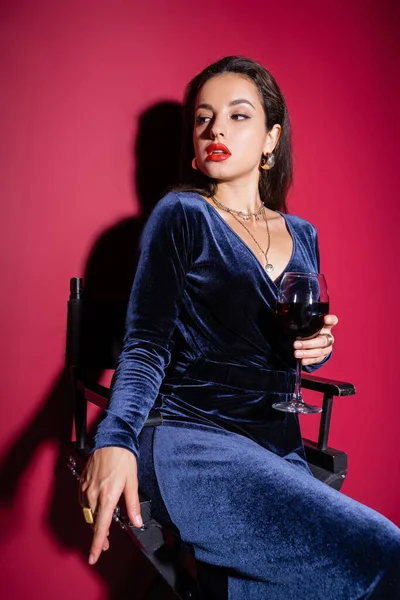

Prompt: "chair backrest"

[66,276,128,373]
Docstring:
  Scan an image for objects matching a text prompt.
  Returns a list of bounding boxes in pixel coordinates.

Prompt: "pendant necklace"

[210,196,274,273]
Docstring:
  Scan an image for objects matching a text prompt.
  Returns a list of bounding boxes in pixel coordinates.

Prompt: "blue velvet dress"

[94,191,400,599]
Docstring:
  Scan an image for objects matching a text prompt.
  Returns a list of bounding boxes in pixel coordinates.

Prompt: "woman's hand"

[79,447,143,565]
[293,314,338,366]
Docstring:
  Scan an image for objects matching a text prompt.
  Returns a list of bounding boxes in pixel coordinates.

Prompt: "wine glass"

[272,272,329,414]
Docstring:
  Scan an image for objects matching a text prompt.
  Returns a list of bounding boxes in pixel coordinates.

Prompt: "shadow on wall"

[0,101,184,600]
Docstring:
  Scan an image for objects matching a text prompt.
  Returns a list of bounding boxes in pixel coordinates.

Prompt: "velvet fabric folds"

[93,192,400,599]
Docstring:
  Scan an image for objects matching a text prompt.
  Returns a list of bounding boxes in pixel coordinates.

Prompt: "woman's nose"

[209,117,226,139]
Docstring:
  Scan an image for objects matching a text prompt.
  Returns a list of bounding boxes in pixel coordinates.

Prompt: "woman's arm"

[79,193,192,565]
[93,192,192,457]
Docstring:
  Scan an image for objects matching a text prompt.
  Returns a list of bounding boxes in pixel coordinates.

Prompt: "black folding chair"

[65,276,355,599]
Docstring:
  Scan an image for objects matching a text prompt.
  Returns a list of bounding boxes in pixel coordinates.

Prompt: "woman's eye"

[231,113,250,121]
[195,115,211,125]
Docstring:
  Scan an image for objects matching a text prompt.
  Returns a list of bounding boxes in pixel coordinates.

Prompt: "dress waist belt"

[183,357,296,394]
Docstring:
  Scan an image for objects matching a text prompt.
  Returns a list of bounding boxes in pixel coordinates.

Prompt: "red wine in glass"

[273,273,329,414]
[276,301,330,339]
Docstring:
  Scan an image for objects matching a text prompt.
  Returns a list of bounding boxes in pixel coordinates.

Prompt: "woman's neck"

[213,180,262,213]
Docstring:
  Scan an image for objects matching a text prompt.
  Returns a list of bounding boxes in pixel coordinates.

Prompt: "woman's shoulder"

[148,191,209,231]
[281,211,317,237]
[142,192,206,249]
[162,190,208,211]
[152,191,206,215]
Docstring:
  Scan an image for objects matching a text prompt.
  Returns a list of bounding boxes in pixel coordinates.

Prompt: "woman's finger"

[88,523,110,551]
[124,470,143,528]
[89,498,116,565]
[323,314,339,328]
[90,524,110,552]
[295,346,328,360]
[102,535,110,552]
[294,334,334,351]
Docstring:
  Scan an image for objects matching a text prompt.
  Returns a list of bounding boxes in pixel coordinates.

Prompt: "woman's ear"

[263,124,281,155]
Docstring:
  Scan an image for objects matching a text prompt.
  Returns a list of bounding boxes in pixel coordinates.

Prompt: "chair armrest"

[84,381,109,409]
[302,373,356,396]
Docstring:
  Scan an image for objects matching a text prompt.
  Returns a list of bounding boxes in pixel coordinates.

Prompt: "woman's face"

[193,73,280,183]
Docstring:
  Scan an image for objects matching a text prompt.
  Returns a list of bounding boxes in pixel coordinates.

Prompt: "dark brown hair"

[174,55,293,212]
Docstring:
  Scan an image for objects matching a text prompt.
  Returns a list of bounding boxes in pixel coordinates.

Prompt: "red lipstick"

[206,143,231,162]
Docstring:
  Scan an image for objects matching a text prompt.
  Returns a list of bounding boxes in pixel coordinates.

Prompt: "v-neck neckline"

[194,193,296,288]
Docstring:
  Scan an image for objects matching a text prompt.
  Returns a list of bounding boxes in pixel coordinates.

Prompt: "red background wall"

[1,1,399,598]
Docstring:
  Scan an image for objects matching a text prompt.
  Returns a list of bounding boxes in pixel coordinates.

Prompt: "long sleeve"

[93,193,192,458]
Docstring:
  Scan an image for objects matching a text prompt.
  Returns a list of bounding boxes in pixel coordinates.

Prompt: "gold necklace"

[211,195,264,221]
[210,196,274,273]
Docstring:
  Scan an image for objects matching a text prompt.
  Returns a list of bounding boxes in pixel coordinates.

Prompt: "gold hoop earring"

[191,158,198,171]
[260,152,276,171]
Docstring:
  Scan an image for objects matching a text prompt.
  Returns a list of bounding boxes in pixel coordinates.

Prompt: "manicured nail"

[88,554,95,565]
[294,341,302,349]
[134,514,143,528]
[295,351,303,358]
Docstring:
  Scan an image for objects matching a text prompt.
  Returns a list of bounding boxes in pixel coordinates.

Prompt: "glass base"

[272,399,322,414]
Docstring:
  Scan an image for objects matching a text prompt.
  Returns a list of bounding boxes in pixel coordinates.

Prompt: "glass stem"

[294,358,303,404]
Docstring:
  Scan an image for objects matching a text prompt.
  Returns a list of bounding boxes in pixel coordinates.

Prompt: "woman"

[80,56,400,598]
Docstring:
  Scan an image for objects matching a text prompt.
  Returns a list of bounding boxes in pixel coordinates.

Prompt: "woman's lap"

[138,421,400,599]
